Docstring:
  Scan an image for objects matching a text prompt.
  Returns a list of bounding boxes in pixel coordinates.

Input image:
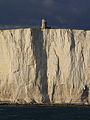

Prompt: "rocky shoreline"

[0,103,90,108]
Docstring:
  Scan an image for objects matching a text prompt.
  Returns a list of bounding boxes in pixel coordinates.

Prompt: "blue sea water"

[0,106,90,120]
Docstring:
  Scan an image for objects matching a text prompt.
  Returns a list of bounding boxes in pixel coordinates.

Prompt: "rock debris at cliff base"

[0,28,90,104]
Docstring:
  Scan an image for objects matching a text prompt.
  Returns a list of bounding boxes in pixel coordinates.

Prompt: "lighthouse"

[41,19,47,29]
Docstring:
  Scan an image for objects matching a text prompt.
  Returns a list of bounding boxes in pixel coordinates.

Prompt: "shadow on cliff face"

[31,28,50,103]
[70,30,75,51]
[81,85,89,104]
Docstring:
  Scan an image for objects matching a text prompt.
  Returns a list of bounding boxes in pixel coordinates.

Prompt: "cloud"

[58,16,67,24]
[42,0,55,7]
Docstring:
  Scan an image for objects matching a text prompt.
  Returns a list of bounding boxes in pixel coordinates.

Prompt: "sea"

[0,105,90,120]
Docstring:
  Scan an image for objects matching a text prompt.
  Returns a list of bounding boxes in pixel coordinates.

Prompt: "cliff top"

[0,19,89,31]
[0,26,89,31]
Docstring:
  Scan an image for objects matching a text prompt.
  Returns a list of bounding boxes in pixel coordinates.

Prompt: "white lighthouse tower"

[41,19,47,29]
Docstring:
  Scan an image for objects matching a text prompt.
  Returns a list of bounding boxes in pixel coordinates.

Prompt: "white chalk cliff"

[0,28,90,104]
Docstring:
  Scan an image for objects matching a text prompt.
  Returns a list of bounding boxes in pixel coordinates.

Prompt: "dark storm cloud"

[0,0,90,29]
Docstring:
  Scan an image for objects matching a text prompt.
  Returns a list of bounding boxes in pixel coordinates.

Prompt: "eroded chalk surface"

[0,28,90,104]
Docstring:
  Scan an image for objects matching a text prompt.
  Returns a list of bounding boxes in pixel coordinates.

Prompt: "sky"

[0,0,90,29]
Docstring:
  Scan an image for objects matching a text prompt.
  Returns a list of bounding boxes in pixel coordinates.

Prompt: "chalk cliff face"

[0,28,90,104]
